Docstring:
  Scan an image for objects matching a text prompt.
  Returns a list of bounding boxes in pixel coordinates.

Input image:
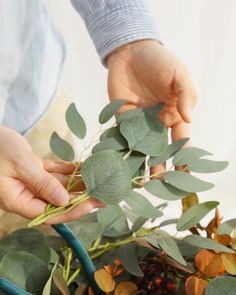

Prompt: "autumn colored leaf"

[195,249,224,277]
[231,226,236,250]
[182,193,199,213]
[222,253,236,275]
[103,265,114,275]
[214,234,232,246]
[94,269,116,292]
[114,282,138,295]
[206,208,221,237]
[185,276,208,295]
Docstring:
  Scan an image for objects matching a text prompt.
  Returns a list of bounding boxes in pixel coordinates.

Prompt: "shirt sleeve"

[71,0,161,66]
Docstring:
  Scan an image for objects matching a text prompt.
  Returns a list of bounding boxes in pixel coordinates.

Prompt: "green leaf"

[159,218,179,227]
[183,235,234,253]
[100,126,121,140]
[0,251,50,293]
[132,216,148,232]
[217,218,236,235]
[145,231,186,266]
[92,136,127,153]
[148,138,189,167]
[99,99,128,124]
[50,132,75,161]
[126,152,146,176]
[65,102,86,139]
[187,159,229,173]
[125,191,163,219]
[119,244,144,277]
[173,147,212,166]
[205,276,236,295]
[42,262,58,295]
[70,221,102,249]
[119,106,168,156]
[97,205,130,237]
[177,201,219,231]
[81,150,131,204]
[165,171,214,192]
[144,179,188,200]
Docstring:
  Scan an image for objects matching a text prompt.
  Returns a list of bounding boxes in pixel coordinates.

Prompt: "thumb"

[174,73,197,123]
[18,161,70,206]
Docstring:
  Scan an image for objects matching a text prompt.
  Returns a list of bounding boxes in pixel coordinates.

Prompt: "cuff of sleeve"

[78,1,161,66]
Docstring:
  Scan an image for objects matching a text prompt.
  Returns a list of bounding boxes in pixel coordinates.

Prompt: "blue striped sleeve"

[71,0,161,66]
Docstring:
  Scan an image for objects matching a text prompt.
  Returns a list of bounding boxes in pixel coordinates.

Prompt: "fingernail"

[51,188,69,206]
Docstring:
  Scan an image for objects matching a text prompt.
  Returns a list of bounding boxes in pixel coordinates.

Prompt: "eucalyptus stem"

[132,168,168,184]
[28,192,89,227]
[67,266,81,286]
[123,150,133,160]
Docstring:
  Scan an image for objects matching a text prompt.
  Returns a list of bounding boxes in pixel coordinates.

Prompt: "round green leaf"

[119,108,168,156]
[125,191,163,219]
[205,276,236,295]
[50,132,75,161]
[173,147,212,166]
[65,103,86,139]
[183,235,234,253]
[148,138,189,167]
[81,150,131,204]
[0,251,50,293]
[92,136,128,153]
[99,99,128,124]
[187,159,229,173]
[177,201,219,231]
[126,152,146,175]
[144,179,188,200]
[165,171,214,192]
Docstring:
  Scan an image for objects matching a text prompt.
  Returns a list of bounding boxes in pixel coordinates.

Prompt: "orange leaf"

[222,253,236,275]
[94,269,116,292]
[103,265,114,275]
[114,259,122,267]
[214,234,232,246]
[206,208,222,237]
[195,249,223,277]
[114,282,138,295]
[185,276,208,295]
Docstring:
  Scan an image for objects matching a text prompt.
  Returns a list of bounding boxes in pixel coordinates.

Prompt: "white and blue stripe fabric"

[0,0,160,135]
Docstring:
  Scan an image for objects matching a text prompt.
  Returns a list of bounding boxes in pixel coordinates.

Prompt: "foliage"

[0,101,234,295]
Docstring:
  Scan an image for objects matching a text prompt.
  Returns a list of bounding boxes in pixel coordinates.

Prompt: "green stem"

[123,150,133,160]
[67,266,81,286]
[132,169,168,184]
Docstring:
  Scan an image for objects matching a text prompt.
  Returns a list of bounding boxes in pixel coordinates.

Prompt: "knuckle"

[34,174,53,194]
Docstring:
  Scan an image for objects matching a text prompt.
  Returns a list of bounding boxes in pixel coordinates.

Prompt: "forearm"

[71,0,161,65]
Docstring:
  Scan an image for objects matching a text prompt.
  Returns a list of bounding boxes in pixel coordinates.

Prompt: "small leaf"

[177,201,219,231]
[144,179,188,200]
[119,106,168,156]
[185,276,208,295]
[92,136,127,153]
[65,103,86,139]
[159,218,179,227]
[132,216,148,232]
[145,231,187,266]
[205,277,236,295]
[50,132,75,161]
[218,218,236,235]
[42,262,58,295]
[100,126,121,140]
[148,138,189,167]
[99,99,128,124]
[52,268,70,295]
[115,281,138,295]
[182,193,199,213]
[195,249,224,277]
[125,191,163,219]
[165,171,214,192]
[81,150,131,204]
[119,244,143,277]
[183,235,234,253]
[94,269,116,292]
[222,253,236,275]
[187,159,229,173]
[173,147,212,166]
[126,152,146,176]
[97,205,130,237]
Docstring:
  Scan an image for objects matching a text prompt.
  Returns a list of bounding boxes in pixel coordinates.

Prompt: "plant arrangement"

[1,100,236,295]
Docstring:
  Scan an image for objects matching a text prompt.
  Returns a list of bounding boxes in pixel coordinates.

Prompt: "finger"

[17,160,70,206]
[51,173,69,187]
[150,163,166,180]
[43,160,77,174]
[171,120,191,143]
[45,198,105,224]
[174,72,197,123]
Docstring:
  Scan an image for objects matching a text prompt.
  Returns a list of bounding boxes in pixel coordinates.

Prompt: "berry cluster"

[132,261,177,294]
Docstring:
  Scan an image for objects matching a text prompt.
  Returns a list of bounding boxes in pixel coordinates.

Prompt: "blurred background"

[34,0,236,220]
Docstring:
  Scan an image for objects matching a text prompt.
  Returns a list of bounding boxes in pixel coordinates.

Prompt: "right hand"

[0,126,102,222]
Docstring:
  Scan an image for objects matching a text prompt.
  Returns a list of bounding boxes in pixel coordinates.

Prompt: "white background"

[44,0,236,220]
